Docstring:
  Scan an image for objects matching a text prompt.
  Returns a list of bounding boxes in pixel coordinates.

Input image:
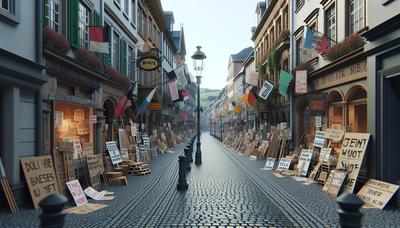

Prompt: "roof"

[231,47,254,62]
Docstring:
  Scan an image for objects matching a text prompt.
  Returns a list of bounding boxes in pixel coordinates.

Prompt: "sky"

[161,0,260,90]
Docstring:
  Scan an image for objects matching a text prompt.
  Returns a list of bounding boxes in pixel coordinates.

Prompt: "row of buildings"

[0,0,196,203]
[206,0,400,187]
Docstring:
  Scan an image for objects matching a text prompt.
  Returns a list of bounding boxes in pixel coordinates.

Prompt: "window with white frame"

[122,0,129,17]
[44,0,62,33]
[348,0,364,35]
[131,0,136,25]
[112,31,120,69]
[325,3,336,47]
[137,6,143,35]
[1,0,13,13]
[78,2,90,49]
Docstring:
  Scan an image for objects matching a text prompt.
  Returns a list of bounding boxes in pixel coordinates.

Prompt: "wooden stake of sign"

[0,158,18,213]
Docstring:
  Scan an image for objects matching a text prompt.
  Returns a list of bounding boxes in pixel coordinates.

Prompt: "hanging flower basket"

[43,27,69,54]
[325,33,365,62]
[75,48,103,71]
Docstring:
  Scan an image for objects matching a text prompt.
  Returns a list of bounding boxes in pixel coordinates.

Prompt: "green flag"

[279,70,293,96]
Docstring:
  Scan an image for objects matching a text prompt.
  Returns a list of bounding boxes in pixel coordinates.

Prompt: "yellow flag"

[234,105,241,113]
[240,93,248,104]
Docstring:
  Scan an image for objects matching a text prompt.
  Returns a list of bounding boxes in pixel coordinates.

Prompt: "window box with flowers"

[105,68,131,88]
[324,33,365,62]
[75,48,103,72]
[43,27,69,54]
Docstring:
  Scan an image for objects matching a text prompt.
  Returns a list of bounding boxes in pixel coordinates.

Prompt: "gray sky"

[161,0,260,90]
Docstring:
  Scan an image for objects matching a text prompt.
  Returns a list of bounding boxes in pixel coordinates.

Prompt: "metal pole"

[195,79,202,165]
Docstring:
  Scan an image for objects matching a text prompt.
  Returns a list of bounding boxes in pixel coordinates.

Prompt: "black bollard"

[184,148,192,171]
[177,155,188,190]
[39,193,68,228]
[337,193,364,228]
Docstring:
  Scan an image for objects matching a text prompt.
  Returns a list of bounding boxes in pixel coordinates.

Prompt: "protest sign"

[66,180,88,206]
[297,149,313,177]
[20,156,60,209]
[84,186,105,200]
[72,136,82,159]
[322,170,336,192]
[319,148,332,162]
[327,170,347,196]
[357,179,399,209]
[277,158,291,171]
[325,128,345,142]
[106,141,122,165]
[260,157,275,171]
[85,155,102,188]
[337,133,370,193]
[65,203,107,214]
[313,131,325,148]
[315,116,322,128]
[120,148,129,160]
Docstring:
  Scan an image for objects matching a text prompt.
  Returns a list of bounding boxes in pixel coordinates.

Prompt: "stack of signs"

[277,158,291,171]
[261,157,275,170]
[66,180,88,206]
[336,133,370,193]
[357,179,399,209]
[327,170,347,196]
[313,131,325,148]
[297,149,313,177]
[20,156,60,209]
[105,141,122,165]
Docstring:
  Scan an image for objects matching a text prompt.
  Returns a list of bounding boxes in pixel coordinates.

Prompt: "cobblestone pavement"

[1,133,400,227]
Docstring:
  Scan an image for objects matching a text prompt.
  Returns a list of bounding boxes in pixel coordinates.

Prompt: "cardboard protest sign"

[325,128,345,142]
[66,180,88,206]
[277,158,291,170]
[20,156,60,209]
[313,131,325,148]
[319,148,332,162]
[297,149,313,177]
[85,155,102,188]
[84,187,105,200]
[260,157,275,171]
[327,170,347,197]
[82,143,94,156]
[336,133,370,193]
[277,128,292,140]
[322,170,336,192]
[106,141,122,165]
[65,203,107,214]
[357,179,399,209]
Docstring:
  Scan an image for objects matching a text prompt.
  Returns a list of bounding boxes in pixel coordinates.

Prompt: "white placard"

[105,141,122,165]
[263,157,275,170]
[66,180,88,206]
[258,80,274,100]
[84,187,106,200]
[297,149,313,176]
[315,116,322,128]
[277,158,291,170]
[313,131,325,148]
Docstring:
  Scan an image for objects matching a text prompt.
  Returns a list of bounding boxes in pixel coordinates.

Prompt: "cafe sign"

[137,48,161,71]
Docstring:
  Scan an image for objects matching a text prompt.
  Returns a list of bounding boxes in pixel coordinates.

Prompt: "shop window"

[44,0,62,33]
[327,90,344,128]
[55,102,94,159]
[346,86,367,133]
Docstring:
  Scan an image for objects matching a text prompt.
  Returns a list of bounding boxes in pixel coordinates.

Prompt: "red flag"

[89,26,109,53]
[318,35,328,53]
[247,88,257,106]
[182,89,190,100]
[114,95,132,118]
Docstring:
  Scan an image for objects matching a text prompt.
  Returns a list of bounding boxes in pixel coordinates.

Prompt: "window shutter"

[120,38,127,75]
[103,27,112,69]
[68,0,79,48]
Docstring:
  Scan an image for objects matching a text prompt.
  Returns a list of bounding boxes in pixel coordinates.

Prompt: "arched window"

[346,86,367,133]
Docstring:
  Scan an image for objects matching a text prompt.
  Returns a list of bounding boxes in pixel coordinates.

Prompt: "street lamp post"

[191,46,206,166]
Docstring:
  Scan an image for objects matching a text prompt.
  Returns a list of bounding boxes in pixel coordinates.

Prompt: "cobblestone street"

[1,133,400,227]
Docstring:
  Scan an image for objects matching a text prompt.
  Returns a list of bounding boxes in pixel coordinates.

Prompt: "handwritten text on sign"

[66,180,88,206]
[298,149,313,177]
[337,133,370,193]
[313,131,325,148]
[357,179,399,209]
[277,158,291,170]
[106,141,122,165]
[20,156,60,209]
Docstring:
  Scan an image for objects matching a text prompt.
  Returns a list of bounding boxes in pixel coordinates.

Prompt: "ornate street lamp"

[192,46,206,166]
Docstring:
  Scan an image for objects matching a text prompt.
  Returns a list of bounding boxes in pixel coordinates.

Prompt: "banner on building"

[258,80,274,100]
[168,80,179,101]
[295,70,307,94]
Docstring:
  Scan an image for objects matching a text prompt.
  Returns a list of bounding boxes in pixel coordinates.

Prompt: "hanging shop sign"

[20,155,60,209]
[136,48,161,71]
[336,133,370,193]
[357,179,399,209]
[258,80,274,100]
[295,70,308,94]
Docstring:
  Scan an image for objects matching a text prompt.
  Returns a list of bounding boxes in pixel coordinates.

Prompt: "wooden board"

[63,151,75,181]
[85,155,102,188]
[357,179,400,209]
[20,155,60,209]
[327,170,347,197]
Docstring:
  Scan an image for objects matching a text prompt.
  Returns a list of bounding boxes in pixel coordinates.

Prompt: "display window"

[55,101,94,159]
